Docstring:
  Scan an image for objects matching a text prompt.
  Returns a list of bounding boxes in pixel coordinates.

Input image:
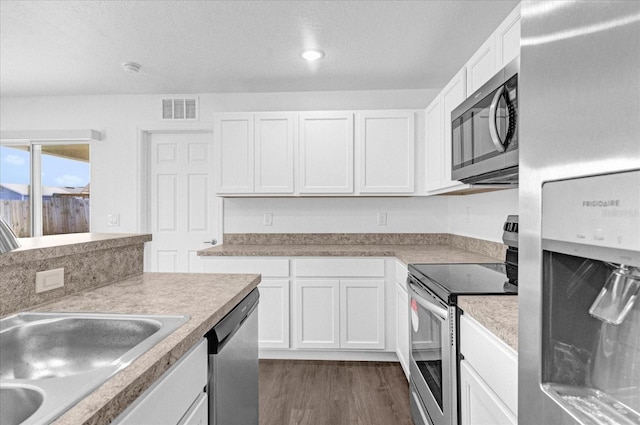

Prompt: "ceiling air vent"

[161,97,199,120]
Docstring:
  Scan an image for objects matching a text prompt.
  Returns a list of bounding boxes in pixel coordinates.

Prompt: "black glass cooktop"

[408,263,518,305]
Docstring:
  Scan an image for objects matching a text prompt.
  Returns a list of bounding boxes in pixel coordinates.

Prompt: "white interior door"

[148,132,218,272]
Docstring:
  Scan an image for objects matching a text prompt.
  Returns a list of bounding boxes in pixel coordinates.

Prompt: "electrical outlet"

[263,212,273,226]
[377,212,387,226]
[35,268,64,293]
[107,214,120,227]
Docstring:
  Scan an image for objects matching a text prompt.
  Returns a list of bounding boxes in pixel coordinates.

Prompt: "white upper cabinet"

[215,112,294,194]
[254,113,295,194]
[466,3,521,97]
[215,109,417,196]
[214,113,254,193]
[299,111,354,194]
[465,37,496,96]
[494,3,521,69]
[441,67,467,187]
[357,111,415,194]
[425,96,443,192]
[424,3,520,195]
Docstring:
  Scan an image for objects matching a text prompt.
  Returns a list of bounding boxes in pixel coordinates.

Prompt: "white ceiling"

[0,0,519,97]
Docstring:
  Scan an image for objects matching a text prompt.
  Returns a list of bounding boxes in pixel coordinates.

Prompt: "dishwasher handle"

[206,288,259,354]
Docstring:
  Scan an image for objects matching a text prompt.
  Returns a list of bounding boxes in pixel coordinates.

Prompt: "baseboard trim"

[259,349,399,362]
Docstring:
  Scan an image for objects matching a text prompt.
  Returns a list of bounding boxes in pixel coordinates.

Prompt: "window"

[0,142,90,237]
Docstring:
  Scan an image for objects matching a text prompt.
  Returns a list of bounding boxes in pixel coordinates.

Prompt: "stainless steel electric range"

[407,215,519,425]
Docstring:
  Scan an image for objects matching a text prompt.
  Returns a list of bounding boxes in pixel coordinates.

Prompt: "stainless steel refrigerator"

[519,1,640,425]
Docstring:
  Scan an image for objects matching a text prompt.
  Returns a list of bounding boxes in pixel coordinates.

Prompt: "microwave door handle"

[489,85,507,152]
[408,281,448,320]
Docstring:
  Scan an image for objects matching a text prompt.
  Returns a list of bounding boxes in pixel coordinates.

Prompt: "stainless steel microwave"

[451,56,519,185]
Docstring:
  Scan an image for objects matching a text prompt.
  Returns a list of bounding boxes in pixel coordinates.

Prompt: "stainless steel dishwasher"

[206,288,259,425]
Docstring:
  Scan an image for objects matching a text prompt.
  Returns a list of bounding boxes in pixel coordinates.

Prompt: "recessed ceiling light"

[122,62,141,73]
[302,50,324,61]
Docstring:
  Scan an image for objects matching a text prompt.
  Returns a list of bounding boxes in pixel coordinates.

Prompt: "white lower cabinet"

[200,257,290,349]
[459,315,517,425]
[257,279,290,349]
[177,392,208,425]
[460,360,516,425]
[292,258,386,351]
[201,256,389,357]
[293,278,385,350]
[113,339,208,425]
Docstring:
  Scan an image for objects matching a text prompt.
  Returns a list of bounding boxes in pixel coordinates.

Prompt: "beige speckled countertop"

[458,296,518,351]
[0,233,151,266]
[25,272,260,425]
[199,243,503,265]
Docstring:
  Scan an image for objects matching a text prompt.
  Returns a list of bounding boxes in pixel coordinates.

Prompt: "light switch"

[35,268,65,293]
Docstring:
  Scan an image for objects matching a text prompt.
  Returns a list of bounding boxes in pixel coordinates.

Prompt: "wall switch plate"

[35,268,65,293]
[377,212,387,226]
[107,214,120,227]
[263,212,273,226]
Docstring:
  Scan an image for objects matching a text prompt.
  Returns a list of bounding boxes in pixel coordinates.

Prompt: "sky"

[0,145,90,187]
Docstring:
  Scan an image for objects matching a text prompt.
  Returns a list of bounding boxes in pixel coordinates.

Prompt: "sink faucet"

[0,217,20,254]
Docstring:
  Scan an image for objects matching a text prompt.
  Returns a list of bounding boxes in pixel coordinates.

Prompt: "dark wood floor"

[259,360,414,425]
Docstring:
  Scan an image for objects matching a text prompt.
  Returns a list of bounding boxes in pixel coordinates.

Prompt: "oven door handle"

[408,280,448,320]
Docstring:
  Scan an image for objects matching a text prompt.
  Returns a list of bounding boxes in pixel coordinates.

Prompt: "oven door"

[408,276,455,425]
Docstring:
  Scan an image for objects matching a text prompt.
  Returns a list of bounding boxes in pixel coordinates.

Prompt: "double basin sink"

[0,312,189,425]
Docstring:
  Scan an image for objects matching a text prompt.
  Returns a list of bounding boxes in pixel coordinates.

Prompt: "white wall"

[0,90,518,242]
[224,196,449,234]
[447,188,518,242]
[0,89,436,233]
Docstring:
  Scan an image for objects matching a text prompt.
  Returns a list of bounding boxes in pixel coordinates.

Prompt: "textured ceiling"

[0,0,519,96]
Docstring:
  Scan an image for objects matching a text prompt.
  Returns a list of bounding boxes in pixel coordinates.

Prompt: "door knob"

[203,238,218,245]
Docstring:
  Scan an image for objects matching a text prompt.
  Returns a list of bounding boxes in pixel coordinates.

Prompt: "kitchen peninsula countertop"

[458,296,518,351]
[28,272,260,425]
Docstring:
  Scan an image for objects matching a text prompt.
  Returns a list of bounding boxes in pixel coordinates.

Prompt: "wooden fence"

[0,198,90,237]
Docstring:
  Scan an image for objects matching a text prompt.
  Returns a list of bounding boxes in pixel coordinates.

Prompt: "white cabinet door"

[494,3,521,69]
[299,112,354,194]
[339,279,385,349]
[357,111,415,194]
[460,360,517,425]
[214,113,254,193]
[294,279,340,349]
[254,113,295,194]
[425,95,444,192]
[395,280,410,380]
[114,340,207,425]
[466,37,496,96]
[258,279,290,349]
[441,68,467,188]
[460,314,518,415]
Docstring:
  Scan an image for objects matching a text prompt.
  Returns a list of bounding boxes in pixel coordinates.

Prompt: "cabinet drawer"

[395,260,408,285]
[178,392,208,425]
[114,339,208,425]
[201,258,289,277]
[460,315,517,415]
[295,258,384,277]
